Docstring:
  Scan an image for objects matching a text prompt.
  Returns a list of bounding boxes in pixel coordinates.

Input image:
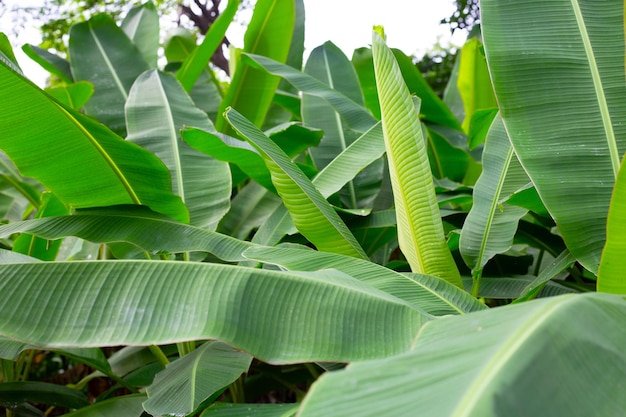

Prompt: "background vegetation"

[0,0,624,416]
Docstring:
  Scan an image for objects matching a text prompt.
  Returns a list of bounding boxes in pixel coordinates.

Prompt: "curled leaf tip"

[373,25,386,40]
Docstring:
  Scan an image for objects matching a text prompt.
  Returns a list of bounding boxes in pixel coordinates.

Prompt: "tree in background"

[415,0,480,97]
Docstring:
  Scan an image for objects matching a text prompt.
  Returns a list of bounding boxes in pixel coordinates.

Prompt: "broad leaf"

[125,70,231,229]
[69,14,150,135]
[481,0,626,273]
[298,293,626,417]
[225,108,368,259]
[0,62,188,223]
[598,152,626,293]
[145,342,252,416]
[0,261,426,363]
[121,1,159,68]
[372,29,461,287]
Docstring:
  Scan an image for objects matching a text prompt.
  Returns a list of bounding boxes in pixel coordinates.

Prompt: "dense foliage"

[0,0,624,416]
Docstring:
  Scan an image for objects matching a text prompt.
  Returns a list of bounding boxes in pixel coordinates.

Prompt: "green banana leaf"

[13,192,68,261]
[44,81,94,110]
[0,61,188,223]
[164,27,197,63]
[516,250,577,302]
[297,292,626,417]
[225,108,368,259]
[0,261,426,363]
[121,1,159,68]
[176,0,239,92]
[457,36,498,133]
[303,41,382,209]
[0,206,251,262]
[215,0,295,133]
[202,403,298,417]
[69,14,150,135]
[598,153,626,294]
[183,127,274,191]
[21,44,73,83]
[352,47,462,130]
[244,246,486,315]
[144,342,252,416]
[372,29,461,287]
[459,115,529,291]
[125,70,231,229]
[63,394,147,417]
[242,53,377,132]
[481,0,626,274]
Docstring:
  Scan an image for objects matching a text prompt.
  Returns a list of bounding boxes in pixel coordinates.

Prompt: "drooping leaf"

[243,53,377,132]
[21,44,72,83]
[372,29,461,287]
[0,206,251,262]
[69,14,150,135]
[298,293,626,417]
[121,1,160,68]
[225,108,368,259]
[215,0,295,133]
[245,246,486,315]
[144,342,252,416]
[0,261,427,364]
[0,61,188,223]
[481,0,626,274]
[125,70,230,229]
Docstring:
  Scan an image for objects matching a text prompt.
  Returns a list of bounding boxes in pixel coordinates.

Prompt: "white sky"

[1,0,466,87]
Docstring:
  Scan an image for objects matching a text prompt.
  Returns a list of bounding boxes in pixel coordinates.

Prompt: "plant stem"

[20,350,35,381]
[471,269,482,298]
[148,345,170,368]
[176,341,195,357]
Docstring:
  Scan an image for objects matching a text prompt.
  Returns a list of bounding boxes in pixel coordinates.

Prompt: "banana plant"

[0,0,624,416]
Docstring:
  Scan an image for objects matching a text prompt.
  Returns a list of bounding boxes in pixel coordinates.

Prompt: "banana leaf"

[372,29,461,287]
[125,70,231,229]
[69,14,150,136]
[298,292,626,417]
[121,1,159,68]
[225,108,367,259]
[0,261,426,364]
[215,0,295,134]
[481,0,626,274]
[0,60,188,223]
